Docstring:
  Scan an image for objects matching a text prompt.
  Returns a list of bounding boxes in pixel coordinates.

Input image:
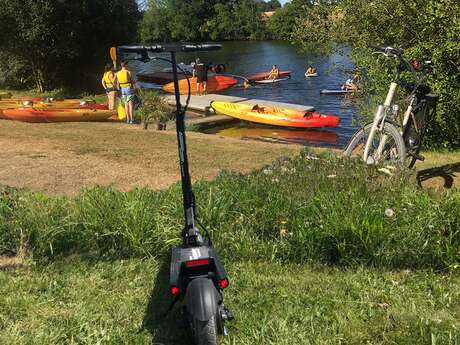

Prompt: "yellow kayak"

[211,101,340,128]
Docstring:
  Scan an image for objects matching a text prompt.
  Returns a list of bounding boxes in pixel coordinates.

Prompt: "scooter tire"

[191,314,218,345]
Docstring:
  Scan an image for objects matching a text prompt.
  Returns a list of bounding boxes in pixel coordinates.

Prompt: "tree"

[293,0,460,148]
[0,0,140,92]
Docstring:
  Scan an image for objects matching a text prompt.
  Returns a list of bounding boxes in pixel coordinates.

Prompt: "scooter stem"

[171,51,198,242]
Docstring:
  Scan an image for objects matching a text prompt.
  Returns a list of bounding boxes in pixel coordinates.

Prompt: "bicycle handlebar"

[117,44,222,54]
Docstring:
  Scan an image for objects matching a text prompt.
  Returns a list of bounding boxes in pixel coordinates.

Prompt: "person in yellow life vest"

[116,61,136,124]
[101,63,117,110]
[306,65,316,75]
[268,65,280,80]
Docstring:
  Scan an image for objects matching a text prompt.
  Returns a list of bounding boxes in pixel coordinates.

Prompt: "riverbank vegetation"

[291,0,460,148]
[1,150,459,343]
[2,150,459,269]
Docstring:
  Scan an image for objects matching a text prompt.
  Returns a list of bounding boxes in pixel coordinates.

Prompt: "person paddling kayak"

[267,65,280,80]
[306,65,316,75]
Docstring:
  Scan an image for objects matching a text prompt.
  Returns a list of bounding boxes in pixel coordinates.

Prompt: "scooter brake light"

[185,258,210,268]
[170,286,180,296]
[219,278,230,289]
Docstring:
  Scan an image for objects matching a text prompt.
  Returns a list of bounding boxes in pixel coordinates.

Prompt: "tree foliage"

[140,0,273,42]
[0,0,140,92]
[293,0,460,148]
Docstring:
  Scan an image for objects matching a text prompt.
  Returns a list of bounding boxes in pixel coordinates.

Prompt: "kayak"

[0,92,12,99]
[2,108,115,123]
[254,77,290,84]
[305,72,318,77]
[320,89,360,95]
[211,101,340,128]
[137,72,186,85]
[246,70,291,82]
[162,76,238,95]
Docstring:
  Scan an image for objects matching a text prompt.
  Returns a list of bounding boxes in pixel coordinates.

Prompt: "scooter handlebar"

[117,44,222,54]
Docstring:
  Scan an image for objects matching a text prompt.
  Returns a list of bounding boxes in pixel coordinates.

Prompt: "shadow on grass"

[142,257,193,345]
[417,161,460,188]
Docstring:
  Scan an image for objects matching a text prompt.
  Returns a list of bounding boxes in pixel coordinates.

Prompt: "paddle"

[110,47,117,69]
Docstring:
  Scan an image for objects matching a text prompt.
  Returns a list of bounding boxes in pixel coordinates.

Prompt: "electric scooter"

[117,44,234,345]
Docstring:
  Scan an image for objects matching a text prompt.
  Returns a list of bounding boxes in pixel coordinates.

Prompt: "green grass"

[1,150,459,270]
[1,150,460,344]
[1,258,459,345]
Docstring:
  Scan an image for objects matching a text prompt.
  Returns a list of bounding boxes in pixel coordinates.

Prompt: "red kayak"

[137,72,187,85]
[246,70,292,82]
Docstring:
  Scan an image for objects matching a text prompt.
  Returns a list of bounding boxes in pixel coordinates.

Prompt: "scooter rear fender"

[185,278,221,322]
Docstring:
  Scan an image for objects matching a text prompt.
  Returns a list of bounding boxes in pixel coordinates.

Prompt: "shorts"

[121,94,135,103]
[197,72,208,83]
[106,87,116,93]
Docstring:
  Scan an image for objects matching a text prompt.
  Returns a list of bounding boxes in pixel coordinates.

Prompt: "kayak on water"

[211,101,340,128]
[2,108,115,123]
[320,89,361,95]
[305,72,318,77]
[162,76,238,94]
[254,76,290,84]
[246,70,291,82]
[137,72,186,85]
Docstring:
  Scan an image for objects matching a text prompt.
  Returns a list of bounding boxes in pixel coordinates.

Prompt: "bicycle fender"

[185,278,221,322]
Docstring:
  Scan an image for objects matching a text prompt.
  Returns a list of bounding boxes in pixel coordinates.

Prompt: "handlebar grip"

[182,44,222,52]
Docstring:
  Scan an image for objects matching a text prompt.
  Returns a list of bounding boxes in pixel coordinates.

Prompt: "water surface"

[132,41,360,148]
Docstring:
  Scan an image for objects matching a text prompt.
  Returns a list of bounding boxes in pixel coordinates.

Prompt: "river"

[132,41,360,148]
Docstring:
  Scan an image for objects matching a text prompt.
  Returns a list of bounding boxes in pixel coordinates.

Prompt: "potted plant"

[137,89,172,130]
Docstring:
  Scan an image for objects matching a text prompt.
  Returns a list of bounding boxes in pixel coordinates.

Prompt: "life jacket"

[103,71,114,88]
[117,69,132,88]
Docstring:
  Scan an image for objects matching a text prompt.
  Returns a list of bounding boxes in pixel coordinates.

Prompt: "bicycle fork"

[363,82,398,164]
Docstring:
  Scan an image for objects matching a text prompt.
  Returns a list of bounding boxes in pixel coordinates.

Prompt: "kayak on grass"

[2,108,115,123]
[162,76,238,95]
[211,101,340,128]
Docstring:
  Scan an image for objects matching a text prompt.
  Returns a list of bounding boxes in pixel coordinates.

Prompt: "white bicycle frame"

[362,82,399,162]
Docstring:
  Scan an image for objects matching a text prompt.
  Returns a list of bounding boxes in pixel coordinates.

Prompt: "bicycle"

[344,45,438,168]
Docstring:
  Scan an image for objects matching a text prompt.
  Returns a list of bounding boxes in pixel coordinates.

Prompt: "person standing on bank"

[101,63,117,110]
[193,58,208,96]
[116,61,136,124]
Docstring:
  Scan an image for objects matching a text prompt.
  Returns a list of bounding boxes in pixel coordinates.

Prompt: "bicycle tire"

[403,116,421,168]
[344,121,406,166]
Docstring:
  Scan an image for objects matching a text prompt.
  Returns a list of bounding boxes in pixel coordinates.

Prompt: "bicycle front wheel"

[344,122,406,166]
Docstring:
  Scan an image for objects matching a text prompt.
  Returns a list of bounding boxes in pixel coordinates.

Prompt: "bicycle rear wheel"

[344,122,406,166]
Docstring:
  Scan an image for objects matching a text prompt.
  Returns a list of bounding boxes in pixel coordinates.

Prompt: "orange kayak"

[211,101,340,128]
[2,108,115,123]
[162,76,238,94]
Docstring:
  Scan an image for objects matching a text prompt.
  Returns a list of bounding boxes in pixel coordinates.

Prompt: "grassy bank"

[1,258,459,345]
[1,150,460,344]
[1,151,459,270]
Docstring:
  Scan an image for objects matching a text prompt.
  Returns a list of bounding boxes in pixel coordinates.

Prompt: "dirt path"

[0,121,300,196]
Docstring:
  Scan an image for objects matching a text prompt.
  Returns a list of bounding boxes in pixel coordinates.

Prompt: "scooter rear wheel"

[191,315,218,345]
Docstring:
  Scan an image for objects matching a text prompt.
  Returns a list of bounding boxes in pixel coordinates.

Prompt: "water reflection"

[204,123,338,147]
